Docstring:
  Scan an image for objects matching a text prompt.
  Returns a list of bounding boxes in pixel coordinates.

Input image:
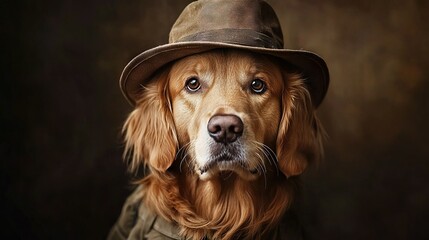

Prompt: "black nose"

[207,114,244,143]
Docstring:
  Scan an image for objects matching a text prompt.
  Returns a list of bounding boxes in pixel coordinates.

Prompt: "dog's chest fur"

[108,186,304,240]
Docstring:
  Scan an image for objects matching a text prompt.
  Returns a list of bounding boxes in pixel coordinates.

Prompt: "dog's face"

[124,49,322,182]
[169,50,283,180]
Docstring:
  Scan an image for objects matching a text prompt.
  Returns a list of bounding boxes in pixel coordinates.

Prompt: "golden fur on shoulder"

[123,49,323,239]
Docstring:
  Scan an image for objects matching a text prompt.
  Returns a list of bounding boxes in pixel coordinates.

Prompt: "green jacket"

[107,187,304,240]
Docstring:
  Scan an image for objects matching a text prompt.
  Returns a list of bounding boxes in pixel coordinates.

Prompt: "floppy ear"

[122,71,178,173]
[276,73,324,177]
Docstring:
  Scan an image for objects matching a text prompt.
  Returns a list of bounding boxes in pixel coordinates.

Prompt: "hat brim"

[120,41,329,108]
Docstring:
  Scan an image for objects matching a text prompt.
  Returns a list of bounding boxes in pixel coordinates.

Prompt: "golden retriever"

[122,49,323,239]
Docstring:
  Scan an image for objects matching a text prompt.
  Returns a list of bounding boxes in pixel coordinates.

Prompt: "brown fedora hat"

[120,0,329,107]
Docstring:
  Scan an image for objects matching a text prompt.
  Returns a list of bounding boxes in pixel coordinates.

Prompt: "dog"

[117,49,323,239]
[109,0,328,239]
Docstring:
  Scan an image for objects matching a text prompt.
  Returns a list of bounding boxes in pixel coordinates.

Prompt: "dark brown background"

[2,0,428,239]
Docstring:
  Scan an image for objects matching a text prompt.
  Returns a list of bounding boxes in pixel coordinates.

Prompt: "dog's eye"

[185,77,201,92]
[250,79,266,94]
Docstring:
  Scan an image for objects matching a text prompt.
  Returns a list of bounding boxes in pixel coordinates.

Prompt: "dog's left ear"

[276,73,324,177]
[122,71,178,173]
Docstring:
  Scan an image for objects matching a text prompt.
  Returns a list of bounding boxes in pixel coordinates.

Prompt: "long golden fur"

[123,49,323,239]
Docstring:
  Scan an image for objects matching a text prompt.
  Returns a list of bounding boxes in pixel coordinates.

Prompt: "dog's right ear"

[122,70,178,173]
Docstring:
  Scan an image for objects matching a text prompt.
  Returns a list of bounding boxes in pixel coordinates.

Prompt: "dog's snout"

[207,115,243,143]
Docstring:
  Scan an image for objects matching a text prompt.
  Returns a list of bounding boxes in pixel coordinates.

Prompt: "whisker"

[260,164,268,189]
[177,141,194,173]
[252,141,280,176]
[247,141,270,189]
[253,150,268,189]
[261,144,278,164]
[254,151,267,173]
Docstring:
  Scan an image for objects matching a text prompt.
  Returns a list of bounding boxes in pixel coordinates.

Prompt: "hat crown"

[169,0,284,49]
[120,0,329,108]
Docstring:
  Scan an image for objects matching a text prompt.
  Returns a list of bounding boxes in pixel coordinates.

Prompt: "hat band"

[176,29,283,49]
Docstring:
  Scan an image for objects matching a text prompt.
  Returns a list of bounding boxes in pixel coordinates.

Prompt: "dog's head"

[123,49,322,180]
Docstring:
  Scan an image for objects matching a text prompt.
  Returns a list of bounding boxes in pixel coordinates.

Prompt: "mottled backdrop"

[2,0,428,239]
